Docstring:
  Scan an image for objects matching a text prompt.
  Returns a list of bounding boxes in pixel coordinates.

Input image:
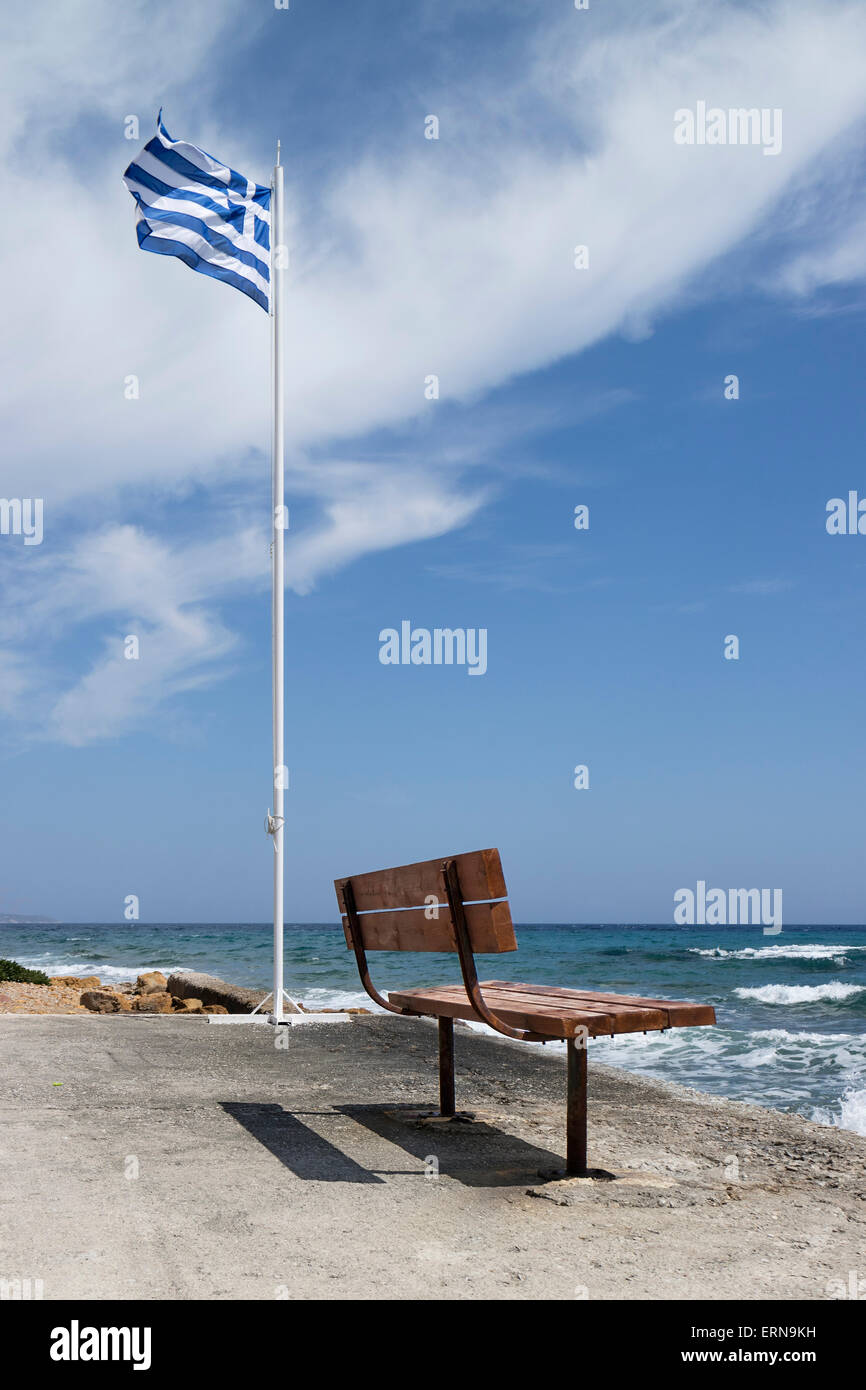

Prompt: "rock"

[172,997,204,1013]
[52,976,101,990]
[167,970,301,1015]
[80,990,128,1014]
[526,1186,575,1207]
[202,1004,229,1015]
[136,971,168,995]
[131,991,173,1013]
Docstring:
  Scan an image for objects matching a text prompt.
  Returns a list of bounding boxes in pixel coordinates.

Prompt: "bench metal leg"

[566,1035,588,1175]
[438,1017,456,1116]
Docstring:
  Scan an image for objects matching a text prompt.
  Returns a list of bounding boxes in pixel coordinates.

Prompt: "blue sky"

[1,0,865,924]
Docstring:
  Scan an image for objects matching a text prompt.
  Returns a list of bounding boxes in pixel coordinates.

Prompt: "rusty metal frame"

[340,859,589,1171]
[339,862,535,1039]
[438,1016,455,1116]
[566,1035,588,1175]
[339,877,414,1016]
[443,858,588,1172]
[439,859,536,1042]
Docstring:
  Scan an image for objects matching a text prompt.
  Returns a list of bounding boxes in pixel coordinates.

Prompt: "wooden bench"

[335,849,715,1176]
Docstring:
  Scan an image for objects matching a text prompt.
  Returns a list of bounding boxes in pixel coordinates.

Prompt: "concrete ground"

[1,1013,864,1300]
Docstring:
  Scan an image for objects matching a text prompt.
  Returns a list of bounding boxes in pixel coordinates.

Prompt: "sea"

[3,921,866,1137]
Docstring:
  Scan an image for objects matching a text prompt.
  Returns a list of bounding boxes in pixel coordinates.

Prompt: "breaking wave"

[690,944,864,964]
[733,982,864,1005]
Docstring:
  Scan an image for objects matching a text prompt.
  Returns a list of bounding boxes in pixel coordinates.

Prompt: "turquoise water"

[4,922,866,1135]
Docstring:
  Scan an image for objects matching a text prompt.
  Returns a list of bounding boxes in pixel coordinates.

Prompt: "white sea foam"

[461,1020,866,1135]
[812,1087,866,1135]
[603,1030,866,1136]
[15,958,175,983]
[689,944,863,963]
[733,982,864,1005]
[757,1028,860,1045]
[835,1087,866,1134]
[296,986,384,1012]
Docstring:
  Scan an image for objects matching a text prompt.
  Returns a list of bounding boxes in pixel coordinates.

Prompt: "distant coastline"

[0,913,59,924]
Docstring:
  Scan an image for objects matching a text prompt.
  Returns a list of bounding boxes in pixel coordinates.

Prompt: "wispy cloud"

[428,544,585,594]
[0,471,484,743]
[729,577,794,596]
[4,0,866,742]
[776,213,866,300]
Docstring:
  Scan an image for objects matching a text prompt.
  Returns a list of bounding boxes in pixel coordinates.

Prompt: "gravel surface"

[1,1012,864,1300]
[0,980,91,1014]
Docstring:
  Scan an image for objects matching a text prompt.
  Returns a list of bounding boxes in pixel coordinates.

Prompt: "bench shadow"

[336,1103,566,1187]
[221,1102,385,1184]
[222,1102,568,1187]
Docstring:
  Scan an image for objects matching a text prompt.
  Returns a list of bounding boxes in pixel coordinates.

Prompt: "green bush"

[0,958,51,985]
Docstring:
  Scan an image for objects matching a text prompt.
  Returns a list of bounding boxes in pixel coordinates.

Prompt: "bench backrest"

[334,848,516,954]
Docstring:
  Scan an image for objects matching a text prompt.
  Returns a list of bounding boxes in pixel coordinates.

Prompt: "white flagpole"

[270,143,286,1024]
[259,146,347,1031]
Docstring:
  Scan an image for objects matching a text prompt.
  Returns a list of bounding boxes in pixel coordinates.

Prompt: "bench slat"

[335,848,506,914]
[389,985,613,1038]
[400,981,663,1022]
[483,980,715,1028]
[388,981,716,1038]
[341,900,517,954]
[447,983,669,1027]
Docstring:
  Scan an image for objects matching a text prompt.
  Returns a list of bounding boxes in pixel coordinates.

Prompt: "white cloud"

[0,650,38,717]
[4,1,866,500]
[776,213,866,297]
[284,465,486,595]
[3,0,866,741]
[0,524,257,743]
[0,468,483,742]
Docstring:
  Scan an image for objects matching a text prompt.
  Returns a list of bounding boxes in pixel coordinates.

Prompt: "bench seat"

[389,980,715,1040]
[336,849,717,1174]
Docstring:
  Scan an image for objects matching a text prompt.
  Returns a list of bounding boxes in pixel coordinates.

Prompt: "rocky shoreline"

[0,968,370,1017]
[0,971,229,1016]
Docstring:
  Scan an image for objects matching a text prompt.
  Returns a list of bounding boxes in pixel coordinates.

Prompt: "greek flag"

[123,112,271,312]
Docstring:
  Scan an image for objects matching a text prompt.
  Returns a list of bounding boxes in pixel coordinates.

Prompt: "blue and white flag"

[123,112,271,312]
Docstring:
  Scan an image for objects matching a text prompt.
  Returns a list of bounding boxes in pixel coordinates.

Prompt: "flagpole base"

[270,1013,353,1026]
[206,1014,274,1026]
